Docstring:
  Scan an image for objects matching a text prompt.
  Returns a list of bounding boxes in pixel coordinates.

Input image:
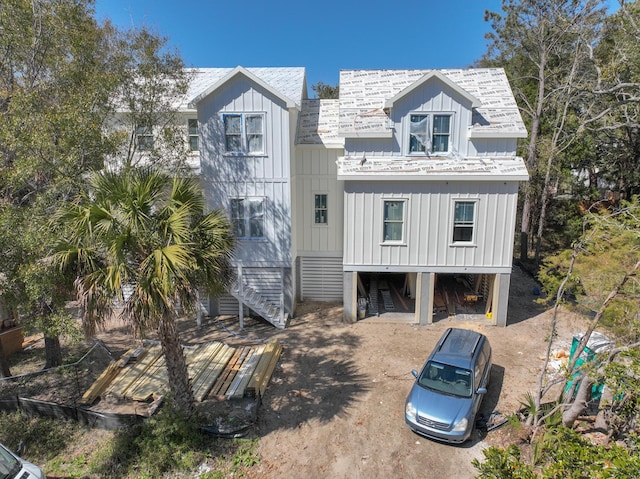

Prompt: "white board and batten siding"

[292,147,345,301]
[343,180,519,272]
[292,99,345,302]
[198,73,294,266]
[391,82,474,158]
[293,147,344,255]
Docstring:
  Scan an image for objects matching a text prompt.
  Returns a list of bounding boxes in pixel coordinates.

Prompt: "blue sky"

[91,1,530,93]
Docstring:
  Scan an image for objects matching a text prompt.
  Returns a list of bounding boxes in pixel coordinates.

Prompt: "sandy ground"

[126,265,586,479]
[4,264,592,478]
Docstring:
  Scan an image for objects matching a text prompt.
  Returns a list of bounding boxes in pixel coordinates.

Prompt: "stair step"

[380,289,395,311]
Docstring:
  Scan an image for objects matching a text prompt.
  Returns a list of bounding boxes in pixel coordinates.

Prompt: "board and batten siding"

[344,80,476,159]
[343,181,519,271]
[198,74,293,266]
[292,147,344,255]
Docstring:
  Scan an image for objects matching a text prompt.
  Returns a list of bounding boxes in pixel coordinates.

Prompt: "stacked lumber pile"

[79,339,282,406]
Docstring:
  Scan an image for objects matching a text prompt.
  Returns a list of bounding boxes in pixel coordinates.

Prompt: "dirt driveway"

[162,266,587,479]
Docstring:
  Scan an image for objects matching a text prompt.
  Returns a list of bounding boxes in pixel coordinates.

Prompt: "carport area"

[355,272,494,323]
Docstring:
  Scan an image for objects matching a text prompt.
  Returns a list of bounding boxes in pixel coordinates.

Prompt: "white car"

[0,442,44,479]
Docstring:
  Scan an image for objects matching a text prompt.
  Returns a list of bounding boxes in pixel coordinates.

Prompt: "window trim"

[222,112,266,156]
[230,197,266,241]
[381,198,407,245]
[313,193,328,226]
[187,118,199,152]
[407,112,453,156]
[451,199,478,245]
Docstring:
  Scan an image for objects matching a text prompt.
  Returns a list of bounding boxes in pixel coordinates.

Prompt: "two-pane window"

[136,124,154,151]
[188,119,199,151]
[230,198,264,239]
[383,200,404,242]
[409,113,451,154]
[223,113,264,154]
[315,194,328,224]
[453,201,475,242]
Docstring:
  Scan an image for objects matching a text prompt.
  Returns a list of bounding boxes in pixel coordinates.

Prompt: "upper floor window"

[136,123,154,151]
[230,197,264,239]
[188,119,199,151]
[453,201,476,243]
[223,113,264,155]
[409,113,451,154]
[315,194,328,224]
[383,200,405,242]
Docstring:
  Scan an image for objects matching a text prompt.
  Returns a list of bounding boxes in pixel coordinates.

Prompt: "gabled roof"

[338,68,527,139]
[186,66,306,109]
[384,70,481,109]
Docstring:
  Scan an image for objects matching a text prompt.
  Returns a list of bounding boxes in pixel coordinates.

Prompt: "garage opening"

[433,273,492,322]
[356,272,416,318]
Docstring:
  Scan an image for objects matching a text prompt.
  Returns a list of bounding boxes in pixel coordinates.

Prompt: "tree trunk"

[520,189,532,262]
[157,315,195,417]
[44,335,62,369]
[0,340,11,378]
[520,50,546,263]
[562,373,592,427]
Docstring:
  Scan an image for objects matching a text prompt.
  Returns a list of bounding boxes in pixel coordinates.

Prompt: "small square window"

[230,198,265,239]
[314,194,328,224]
[223,113,264,154]
[408,113,451,154]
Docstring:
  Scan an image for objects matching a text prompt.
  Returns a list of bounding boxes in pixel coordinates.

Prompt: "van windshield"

[0,444,21,479]
[418,361,472,398]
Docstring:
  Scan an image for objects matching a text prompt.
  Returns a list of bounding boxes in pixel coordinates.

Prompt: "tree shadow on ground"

[174,306,371,436]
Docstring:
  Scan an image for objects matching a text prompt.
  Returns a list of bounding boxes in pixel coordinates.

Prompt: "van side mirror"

[411,370,418,378]
[477,387,487,394]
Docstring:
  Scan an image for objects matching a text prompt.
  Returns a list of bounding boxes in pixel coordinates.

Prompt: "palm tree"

[53,167,235,416]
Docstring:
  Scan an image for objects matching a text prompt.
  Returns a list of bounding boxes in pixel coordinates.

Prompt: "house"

[171,66,528,328]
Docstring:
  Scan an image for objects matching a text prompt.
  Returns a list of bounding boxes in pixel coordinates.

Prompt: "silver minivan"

[405,327,492,443]
[0,442,44,479]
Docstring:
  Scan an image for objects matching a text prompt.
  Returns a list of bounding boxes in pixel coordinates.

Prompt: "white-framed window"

[452,200,476,243]
[223,113,265,155]
[408,113,452,154]
[314,194,328,224]
[188,119,199,151]
[383,200,405,242]
[136,123,154,151]
[230,197,265,239]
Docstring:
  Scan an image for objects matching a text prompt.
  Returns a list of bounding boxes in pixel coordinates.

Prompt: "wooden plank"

[127,351,169,401]
[255,343,282,397]
[227,347,263,399]
[80,347,139,404]
[79,361,121,405]
[190,342,224,383]
[246,340,281,397]
[190,343,226,401]
[201,344,236,401]
[210,346,253,397]
[127,344,206,402]
[105,345,163,398]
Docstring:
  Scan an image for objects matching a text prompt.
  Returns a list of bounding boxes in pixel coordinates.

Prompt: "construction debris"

[79,340,282,407]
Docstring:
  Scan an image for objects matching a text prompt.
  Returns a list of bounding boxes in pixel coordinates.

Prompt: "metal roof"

[185,67,307,109]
